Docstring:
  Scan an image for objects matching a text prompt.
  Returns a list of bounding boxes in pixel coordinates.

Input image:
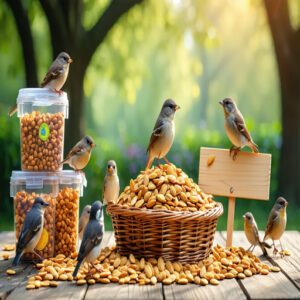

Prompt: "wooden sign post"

[198,147,271,247]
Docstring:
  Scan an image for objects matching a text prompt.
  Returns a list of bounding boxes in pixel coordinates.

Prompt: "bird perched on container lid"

[219,98,258,160]
[73,201,103,278]
[12,197,49,266]
[60,136,95,172]
[8,52,73,117]
[146,99,180,169]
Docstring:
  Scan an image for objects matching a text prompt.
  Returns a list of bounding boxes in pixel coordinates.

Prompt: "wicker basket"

[107,203,223,264]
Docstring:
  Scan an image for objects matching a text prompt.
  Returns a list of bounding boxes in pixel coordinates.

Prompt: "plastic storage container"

[10,171,84,260]
[17,88,69,171]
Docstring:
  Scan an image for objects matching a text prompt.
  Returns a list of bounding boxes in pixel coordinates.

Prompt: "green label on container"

[39,123,50,141]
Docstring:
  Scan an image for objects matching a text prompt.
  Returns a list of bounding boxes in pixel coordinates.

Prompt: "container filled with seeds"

[55,171,84,257]
[10,171,84,261]
[16,88,68,171]
[107,164,223,264]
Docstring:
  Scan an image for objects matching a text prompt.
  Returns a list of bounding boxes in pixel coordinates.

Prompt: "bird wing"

[17,209,42,250]
[78,215,85,233]
[264,210,279,240]
[147,118,165,153]
[65,142,87,160]
[102,176,107,203]
[252,222,260,242]
[41,63,64,87]
[78,221,103,261]
[234,112,252,142]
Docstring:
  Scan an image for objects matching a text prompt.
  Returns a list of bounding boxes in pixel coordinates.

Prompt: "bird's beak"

[219,101,223,106]
[175,105,180,111]
[91,143,96,148]
[285,202,288,207]
[243,214,246,219]
[68,58,73,63]
[108,166,114,173]
[43,202,49,207]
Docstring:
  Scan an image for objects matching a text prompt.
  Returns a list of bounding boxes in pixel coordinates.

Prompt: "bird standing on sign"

[12,197,49,266]
[263,197,288,256]
[243,212,271,255]
[73,201,103,278]
[103,160,119,205]
[60,136,95,172]
[219,98,258,160]
[146,99,180,169]
[79,205,91,240]
[8,52,73,117]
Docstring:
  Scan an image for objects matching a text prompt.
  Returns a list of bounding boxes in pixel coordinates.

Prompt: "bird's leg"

[55,89,63,95]
[279,240,285,257]
[230,146,241,160]
[33,250,44,262]
[163,156,171,165]
[252,245,256,252]
[91,262,102,273]
[247,245,253,252]
[272,240,278,256]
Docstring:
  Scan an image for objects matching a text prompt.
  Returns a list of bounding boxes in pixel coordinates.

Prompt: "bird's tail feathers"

[250,142,259,153]
[8,105,17,117]
[259,241,271,256]
[12,251,22,266]
[59,158,68,166]
[72,259,82,278]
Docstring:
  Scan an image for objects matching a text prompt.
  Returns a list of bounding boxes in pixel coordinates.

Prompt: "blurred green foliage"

[1,0,299,231]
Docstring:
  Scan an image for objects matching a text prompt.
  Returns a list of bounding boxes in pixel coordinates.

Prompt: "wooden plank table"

[0,231,299,300]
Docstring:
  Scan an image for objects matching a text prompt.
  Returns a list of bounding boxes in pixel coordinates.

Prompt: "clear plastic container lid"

[10,171,84,197]
[17,88,69,118]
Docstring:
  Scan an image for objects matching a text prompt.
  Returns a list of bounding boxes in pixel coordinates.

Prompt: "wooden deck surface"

[0,231,299,300]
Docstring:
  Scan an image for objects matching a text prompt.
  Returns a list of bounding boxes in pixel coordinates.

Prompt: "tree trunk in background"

[6,0,143,148]
[264,0,300,204]
[5,0,38,87]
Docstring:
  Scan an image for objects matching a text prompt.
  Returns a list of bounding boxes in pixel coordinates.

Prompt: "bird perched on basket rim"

[79,205,91,240]
[60,136,95,172]
[103,160,120,205]
[219,98,258,160]
[263,197,288,256]
[12,197,49,266]
[243,212,271,255]
[8,52,73,117]
[146,99,180,169]
[73,201,103,278]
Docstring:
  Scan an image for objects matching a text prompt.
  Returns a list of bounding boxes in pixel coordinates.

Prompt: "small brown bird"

[219,98,258,160]
[60,136,95,171]
[146,99,180,169]
[8,52,73,117]
[79,205,91,240]
[103,160,120,205]
[264,197,288,256]
[243,212,270,255]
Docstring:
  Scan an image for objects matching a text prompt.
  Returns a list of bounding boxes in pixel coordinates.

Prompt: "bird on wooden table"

[146,99,180,169]
[12,197,49,266]
[8,52,73,117]
[79,205,91,240]
[73,201,103,278]
[263,197,288,256]
[243,212,271,255]
[103,160,120,205]
[60,136,95,172]
[219,98,258,160]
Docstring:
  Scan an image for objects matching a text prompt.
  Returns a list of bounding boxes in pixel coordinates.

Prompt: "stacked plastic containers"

[10,88,84,259]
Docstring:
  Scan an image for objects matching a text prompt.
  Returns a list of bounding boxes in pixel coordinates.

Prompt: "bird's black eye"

[279,200,284,205]
[113,166,116,169]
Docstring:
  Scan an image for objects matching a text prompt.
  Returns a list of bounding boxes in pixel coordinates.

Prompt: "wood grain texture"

[221,231,300,299]
[226,197,236,247]
[198,147,271,200]
[267,231,300,288]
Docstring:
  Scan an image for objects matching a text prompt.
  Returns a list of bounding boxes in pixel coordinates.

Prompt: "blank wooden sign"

[198,147,272,246]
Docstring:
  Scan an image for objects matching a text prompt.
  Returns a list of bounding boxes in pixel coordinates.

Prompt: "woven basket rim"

[107,202,223,221]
